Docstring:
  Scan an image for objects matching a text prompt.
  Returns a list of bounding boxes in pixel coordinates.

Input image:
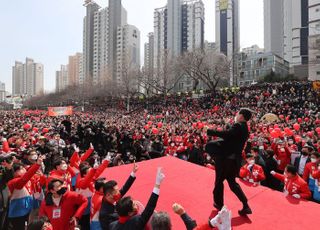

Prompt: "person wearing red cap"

[271,165,311,200]
[39,179,88,230]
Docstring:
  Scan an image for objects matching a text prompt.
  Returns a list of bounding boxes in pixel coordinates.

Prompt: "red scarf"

[119,216,131,224]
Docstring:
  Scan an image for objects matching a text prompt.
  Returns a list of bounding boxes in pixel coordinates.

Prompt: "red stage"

[102,157,320,229]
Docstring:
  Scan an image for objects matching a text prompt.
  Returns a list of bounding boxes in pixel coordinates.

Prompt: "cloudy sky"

[0,0,263,93]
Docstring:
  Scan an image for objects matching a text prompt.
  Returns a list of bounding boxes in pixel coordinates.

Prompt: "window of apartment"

[317,71,320,75]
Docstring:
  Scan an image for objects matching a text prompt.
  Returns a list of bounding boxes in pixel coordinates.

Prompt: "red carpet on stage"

[102,157,320,229]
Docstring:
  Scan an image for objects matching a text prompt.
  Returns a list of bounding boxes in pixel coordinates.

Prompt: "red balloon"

[23,124,31,130]
[286,116,290,121]
[279,115,284,120]
[294,135,302,143]
[284,128,293,136]
[304,117,309,122]
[152,128,159,135]
[270,131,279,138]
[42,128,49,133]
[157,122,163,128]
[274,128,281,134]
[197,122,204,129]
[274,124,279,129]
[307,131,314,138]
[297,118,302,123]
[293,123,300,131]
[147,121,153,126]
[32,127,39,133]
[144,125,150,130]
[316,127,320,134]
[192,123,197,129]
[217,127,223,131]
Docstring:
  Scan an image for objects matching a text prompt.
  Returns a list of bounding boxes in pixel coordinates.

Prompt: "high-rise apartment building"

[68,53,83,86]
[153,0,204,76]
[116,25,141,86]
[265,0,309,67]
[308,0,320,81]
[0,81,5,102]
[83,1,100,84]
[83,0,137,87]
[264,0,284,58]
[12,58,44,97]
[55,65,69,93]
[215,0,239,86]
[144,32,154,75]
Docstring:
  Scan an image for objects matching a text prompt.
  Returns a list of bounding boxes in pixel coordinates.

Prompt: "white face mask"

[311,158,317,163]
[30,155,38,161]
[171,143,175,147]
[60,164,68,171]
[259,146,264,150]
[234,116,237,123]
[247,160,255,165]
[206,156,211,161]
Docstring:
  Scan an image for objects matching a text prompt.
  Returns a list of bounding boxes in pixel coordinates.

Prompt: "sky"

[0,0,263,94]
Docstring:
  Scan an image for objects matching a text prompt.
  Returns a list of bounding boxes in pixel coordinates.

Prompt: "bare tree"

[139,49,183,96]
[178,49,230,92]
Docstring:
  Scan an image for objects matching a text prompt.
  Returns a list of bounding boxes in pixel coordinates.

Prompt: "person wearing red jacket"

[7,156,44,230]
[69,144,94,189]
[39,179,88,230]
[47,158,76,190]
[76,157,110,230]
[164,142,177,156]
[90,178,107,230]
[0,137,10,153]
[271,140,291,172]
[302,152,320,192]
[240,154,266,186]
[271,165,311,200]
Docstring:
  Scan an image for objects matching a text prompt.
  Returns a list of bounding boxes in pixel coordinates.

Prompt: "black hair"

[115,196,134,216]
[95,177,106,191]
[286,165,297,175]
[12,163,24,172]
[151,212,172,230]
[48,179,63,191]
[103,180,117,195]
[311,152,320,158]
[246,153,254,159]
[80,165,90,177]
[251,146,259,152]
[52,158,66,169]
[239,108,253,121]
[27,216,49,230]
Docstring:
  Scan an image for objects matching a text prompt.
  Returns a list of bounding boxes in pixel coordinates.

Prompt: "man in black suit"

[294,145,313,176]
[109,168,165,230]
[207,108,253,216]
[99,163,138,230]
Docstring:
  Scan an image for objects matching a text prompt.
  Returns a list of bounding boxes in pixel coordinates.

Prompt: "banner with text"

[48,106,73,116]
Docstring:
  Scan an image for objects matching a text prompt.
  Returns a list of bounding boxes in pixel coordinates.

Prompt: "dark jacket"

[109,192,159,230]
[207,122,249,167]
[99,175,136,230]
[294,156,311,175]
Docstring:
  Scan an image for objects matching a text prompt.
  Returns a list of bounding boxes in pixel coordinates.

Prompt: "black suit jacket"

[207,122,249,166]
[109,192,159,230]
[294,156,310,175]
[99,175,136,230]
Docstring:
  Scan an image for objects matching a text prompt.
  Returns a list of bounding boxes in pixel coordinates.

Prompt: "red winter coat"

[302,162,318,182]
[272,144,291,171]
[47,166,76,190]
[273,173,311,199]
[39,191,88,230]
[240,164,266,183]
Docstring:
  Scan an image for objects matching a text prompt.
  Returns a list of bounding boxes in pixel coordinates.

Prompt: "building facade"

[308,0,320,81]
[264,0,284,58]
[0,81,5,102]
[116,24,141,87]
[153,0,204,89]
[237,52,289,86]
[242,45,264,56]
[68,53,83,86]
[12,58,44,97]
[55,65,69,93]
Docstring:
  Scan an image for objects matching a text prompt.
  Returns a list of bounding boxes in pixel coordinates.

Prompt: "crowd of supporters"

[0,81,319,230]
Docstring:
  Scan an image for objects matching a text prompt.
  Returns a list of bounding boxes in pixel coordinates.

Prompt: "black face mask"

[301,151,308,156]
[57,187,67,196]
